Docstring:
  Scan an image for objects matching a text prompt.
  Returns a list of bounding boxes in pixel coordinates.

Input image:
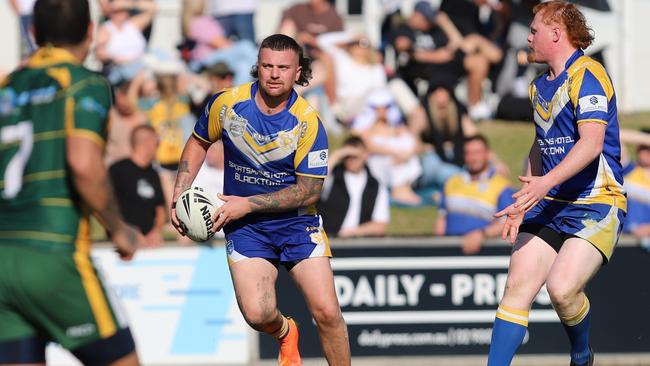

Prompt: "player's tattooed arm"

[248,175,323,212]
[173,160,193,195]
[171,136,211,202]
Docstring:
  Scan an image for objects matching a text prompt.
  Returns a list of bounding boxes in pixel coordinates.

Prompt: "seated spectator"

[440,0,505,64]
[392,1,493,120]
[357,89,423,206]
[278,0,343,99]
[410,81,471,190]
[98,0,156,43]
[182,0,257,85]
[278,0,344,59]
[319,137,390,238]
[96,0,157,84]
[317,32,387,125]
[622,129,650,239]
[105,73,148,166]
[208,0,256,43]
[435,135,514,254]
[421,80,478,165]
[109,125,166,247]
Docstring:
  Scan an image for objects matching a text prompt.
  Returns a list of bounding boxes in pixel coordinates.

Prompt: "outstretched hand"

[494,203,525,244]
[512,175,553,212]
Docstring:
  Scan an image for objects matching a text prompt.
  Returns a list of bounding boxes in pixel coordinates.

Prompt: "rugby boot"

[570,346,594,366]
[278,317,302,366]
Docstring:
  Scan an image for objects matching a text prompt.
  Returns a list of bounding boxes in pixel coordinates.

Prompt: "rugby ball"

[175,187,220,242]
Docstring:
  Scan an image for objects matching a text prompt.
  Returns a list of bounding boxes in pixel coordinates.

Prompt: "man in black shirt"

[392,1,492,119]
[109,125,166,246]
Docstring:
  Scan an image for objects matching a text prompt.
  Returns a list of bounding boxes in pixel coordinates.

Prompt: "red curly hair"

[533,1,594,50]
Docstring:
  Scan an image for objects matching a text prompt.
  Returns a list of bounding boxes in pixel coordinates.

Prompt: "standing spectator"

[622,129,650,239]
[358,89,423,206]
[435,135,514,254]
[208,0,256,43]
[392,1,493,120]
[110,125,167,247]
[95,0,157,84]
[9,0,36,58]
[319,137,390,238]
[140,58,195,209]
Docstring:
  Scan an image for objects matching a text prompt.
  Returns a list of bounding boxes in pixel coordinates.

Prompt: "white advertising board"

[46,245,249,365]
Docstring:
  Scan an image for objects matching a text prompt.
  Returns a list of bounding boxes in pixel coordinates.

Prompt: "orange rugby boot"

[278,317,302,366]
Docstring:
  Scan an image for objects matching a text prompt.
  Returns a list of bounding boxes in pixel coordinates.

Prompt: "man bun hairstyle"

[534,1,594,50]
[250,34,313,86]
[33,0,90,47]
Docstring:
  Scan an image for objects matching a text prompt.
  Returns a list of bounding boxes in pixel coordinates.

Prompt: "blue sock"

[561,296,591,364]
[487,305,529,366]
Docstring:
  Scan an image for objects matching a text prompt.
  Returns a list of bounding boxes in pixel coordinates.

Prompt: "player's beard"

[261,81,291,99]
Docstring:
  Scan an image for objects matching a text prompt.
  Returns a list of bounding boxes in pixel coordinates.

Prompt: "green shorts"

[0,244,134,362]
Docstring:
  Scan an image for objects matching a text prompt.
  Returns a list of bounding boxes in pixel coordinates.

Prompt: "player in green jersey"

[0,0,144,364]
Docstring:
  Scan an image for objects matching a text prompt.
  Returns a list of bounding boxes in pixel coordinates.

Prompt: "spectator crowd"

[7,0,649,252]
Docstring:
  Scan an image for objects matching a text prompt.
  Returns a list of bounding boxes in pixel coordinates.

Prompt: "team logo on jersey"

[226,113,247,137]
[276,130,298,149]
[579,95,607,113]
[308,149,328,168]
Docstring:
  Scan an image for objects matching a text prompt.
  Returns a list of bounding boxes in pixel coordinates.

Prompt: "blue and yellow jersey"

[530,49,626,211]
[440,168,514,235]
[193,82,328,220]
[623,164,650,233]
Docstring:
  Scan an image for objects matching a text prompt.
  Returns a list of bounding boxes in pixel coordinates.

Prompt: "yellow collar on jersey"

[27,46,79,68]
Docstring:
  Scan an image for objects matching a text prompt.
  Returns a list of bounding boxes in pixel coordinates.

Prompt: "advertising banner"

[260,243,650,358]
[47,246,249,365]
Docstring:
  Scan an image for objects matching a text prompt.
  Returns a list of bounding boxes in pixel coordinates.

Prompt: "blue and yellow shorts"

[521,199,626,262]
[223,214,331,267]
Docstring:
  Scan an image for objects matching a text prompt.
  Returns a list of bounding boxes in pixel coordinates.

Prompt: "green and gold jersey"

[0,47,111,252]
